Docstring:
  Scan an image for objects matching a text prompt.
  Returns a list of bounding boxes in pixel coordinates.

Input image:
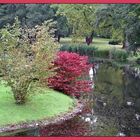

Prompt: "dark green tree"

[95,4,140,49]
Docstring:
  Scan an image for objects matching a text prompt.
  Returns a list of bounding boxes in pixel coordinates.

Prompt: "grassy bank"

[60,37,122,49]
[59,37,140,67]
[60,43,128,62]
[0,83,74,126]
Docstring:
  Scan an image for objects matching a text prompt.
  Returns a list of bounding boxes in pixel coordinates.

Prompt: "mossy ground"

[0,83,74,126]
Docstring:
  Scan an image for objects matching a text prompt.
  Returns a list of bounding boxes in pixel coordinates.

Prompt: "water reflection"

[13,63,140,136]
[92,63,140,136]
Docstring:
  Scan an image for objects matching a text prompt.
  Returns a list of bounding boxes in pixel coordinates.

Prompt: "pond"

[87,62,140,136]
[13,62,140,136]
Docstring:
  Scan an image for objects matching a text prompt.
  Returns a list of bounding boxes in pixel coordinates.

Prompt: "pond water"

[87,63,140,136]
[13,62,140,136]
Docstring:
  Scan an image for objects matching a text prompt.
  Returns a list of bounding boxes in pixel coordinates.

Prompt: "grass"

[60,37,122,50]
[60,37,140,68]
[0,82,75,127]
[60,37,128,62]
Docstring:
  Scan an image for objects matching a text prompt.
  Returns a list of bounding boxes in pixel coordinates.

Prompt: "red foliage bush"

[47,51,93,97]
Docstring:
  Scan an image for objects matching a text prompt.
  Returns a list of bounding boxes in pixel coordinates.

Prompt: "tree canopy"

[0,4,139,47]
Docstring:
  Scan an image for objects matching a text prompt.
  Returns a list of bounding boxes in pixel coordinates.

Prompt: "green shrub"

[60,44,96,57]
[108,40,121,45]
[112,49,128,62]
[0,19,59,104]
[116,50,128,61]
[136,57,140,65]
[94,49,110,58]
[60,44,128,62]
[86,47,96,57]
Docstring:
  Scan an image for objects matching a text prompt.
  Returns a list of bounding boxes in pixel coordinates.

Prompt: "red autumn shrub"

[47,51,92,98]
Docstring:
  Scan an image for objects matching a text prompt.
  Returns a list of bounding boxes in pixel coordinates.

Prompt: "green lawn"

[60,37,122,50]
[0,83,74,127]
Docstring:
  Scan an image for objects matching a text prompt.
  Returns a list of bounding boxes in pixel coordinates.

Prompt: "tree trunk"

[90,31,94,40]
[14,94,26,105]
[122,30,130,50]
[85,31,94,45]
[122,31,126,49]
[58,34,61,42]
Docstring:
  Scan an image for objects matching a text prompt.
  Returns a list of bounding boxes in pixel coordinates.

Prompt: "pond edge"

[0,99,84,136]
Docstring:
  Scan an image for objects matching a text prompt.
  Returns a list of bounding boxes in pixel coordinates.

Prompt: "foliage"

[0,4,139,47]
[52,6,70,37]
[0,4,54,28]
[0,18,59,104]
[95,4,140,48]
[108,40,121,45]
[55,4,98,37]
[136,57,140,65]
[60,43,101,57]
[56,4,140,45]
[93,48,110,58]
[47,51,92,98]
[110,48,128,62]
[60,44,96,57]
[0,4,70,38]
[25,4,55,27]
[60,43,128,62]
